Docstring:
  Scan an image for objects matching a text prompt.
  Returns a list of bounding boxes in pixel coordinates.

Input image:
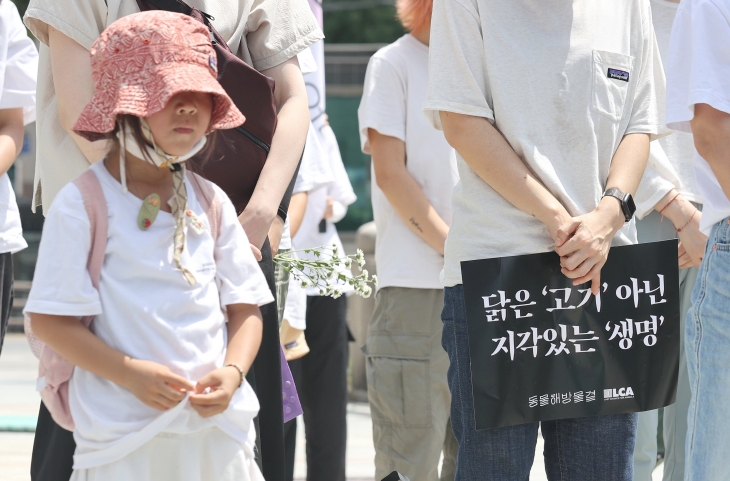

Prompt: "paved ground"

[0,333,663,480]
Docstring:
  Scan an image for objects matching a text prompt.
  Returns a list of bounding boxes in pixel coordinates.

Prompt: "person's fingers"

[560,246,594,272]
[562,254,596,279]
[191,403,223,418]
[678,252,692,268]
[591,271,602,296]
[555,220,580,250]
[158,383,187,402]
[678,242,686,259]
[152,394,178,410]
[250,244,262,261]
[570,262,601,287]
[162,372,195,392]
[190,389,227,406]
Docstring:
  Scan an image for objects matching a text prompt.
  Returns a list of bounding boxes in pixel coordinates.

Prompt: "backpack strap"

[73,170,108,288]
[187,170,222,242]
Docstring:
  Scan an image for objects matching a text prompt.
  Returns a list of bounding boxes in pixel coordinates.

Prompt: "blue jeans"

[442,285,637,480]
[685,217,730,481]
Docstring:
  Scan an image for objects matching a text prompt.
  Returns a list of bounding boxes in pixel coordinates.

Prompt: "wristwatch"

[602,188,636,222]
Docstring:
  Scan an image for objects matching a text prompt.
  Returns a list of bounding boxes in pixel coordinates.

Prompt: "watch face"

[626,194,636,215]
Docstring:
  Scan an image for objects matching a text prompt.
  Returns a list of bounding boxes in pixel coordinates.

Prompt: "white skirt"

[70,427,264,481]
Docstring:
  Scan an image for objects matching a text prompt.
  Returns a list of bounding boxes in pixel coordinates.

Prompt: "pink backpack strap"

[73,169,108,287]
[187,171,222,241]
[35,169,108,431]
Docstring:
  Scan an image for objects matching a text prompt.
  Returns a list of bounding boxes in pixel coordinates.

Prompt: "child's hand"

[189,366,241,418]
[122,359,195,411]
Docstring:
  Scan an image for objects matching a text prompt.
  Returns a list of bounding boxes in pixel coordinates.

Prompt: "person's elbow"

[440,111,481,152]
[691,103,730,163]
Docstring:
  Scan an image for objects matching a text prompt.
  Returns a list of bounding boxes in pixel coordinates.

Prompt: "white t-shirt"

[25,162,274,469]
[634,0,703,218]
[0,0,35,255]
[358,34,458,291]
[665,0,730,234]
[424,0,668,286]
[293,125,357,296]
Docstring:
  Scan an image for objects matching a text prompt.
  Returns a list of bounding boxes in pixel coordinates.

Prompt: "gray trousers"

[633,211,697,481]
[364,287,457,481]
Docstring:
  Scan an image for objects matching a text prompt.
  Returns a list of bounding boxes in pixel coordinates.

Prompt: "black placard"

[461,240,680,430]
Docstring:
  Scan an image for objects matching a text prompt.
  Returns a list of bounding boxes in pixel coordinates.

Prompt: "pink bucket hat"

[73,11,244,142]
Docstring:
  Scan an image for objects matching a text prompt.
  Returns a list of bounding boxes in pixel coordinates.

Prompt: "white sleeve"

[358,55,406,154]
[634,141,680,219]
[295,122,333,194]
[666,0,730,132]
[214,190,275,307]
[24,184,101,317]
[625,3,670,141]
[330,201,347,224]
[0,1,38,124]
[423,0,494,130]
[322,125,356,206]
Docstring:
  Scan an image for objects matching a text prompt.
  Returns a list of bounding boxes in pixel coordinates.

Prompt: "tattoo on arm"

[409,217,424,233]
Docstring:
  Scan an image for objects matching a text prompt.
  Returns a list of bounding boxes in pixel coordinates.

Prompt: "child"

[0,0,36,356]
[25,12,272,481]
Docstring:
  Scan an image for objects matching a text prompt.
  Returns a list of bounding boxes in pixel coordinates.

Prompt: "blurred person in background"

[358,0,459,478]
[665,0,730,479]
[0,0,35,357]
[632,2,705,479]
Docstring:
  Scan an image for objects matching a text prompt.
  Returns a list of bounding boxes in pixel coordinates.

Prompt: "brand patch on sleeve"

[607,68,629,82]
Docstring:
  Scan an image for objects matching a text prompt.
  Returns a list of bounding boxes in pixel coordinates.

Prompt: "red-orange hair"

[396,0,433,34]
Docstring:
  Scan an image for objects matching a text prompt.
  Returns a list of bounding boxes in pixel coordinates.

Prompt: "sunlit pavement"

[0,333,663,481]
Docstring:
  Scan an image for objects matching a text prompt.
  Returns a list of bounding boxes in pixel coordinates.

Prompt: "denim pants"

[685,217,730,481]
[442,285,637,481]
[633,211,697,481]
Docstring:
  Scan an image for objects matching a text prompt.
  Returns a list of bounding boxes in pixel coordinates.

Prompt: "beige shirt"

[24,0,323,211]
[424,0,668,286]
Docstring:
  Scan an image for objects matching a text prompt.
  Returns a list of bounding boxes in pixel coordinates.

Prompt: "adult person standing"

[665,1,730,479]
[22,1,322,481]
[0,0,36,357]
[357,0,458,478]
[425,0,667,479]
[632,1,706,479]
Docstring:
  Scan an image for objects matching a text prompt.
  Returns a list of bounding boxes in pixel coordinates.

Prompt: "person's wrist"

[596,196,625,234]
[539,203,571,234]
[663,195,695,229]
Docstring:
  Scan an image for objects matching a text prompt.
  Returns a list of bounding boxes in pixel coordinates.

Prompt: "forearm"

[439,111,568,230]
[692,103,730,201]
[0,108,24,176]
[381,172,449,255]
[241,59,309,244]
[288,192,308,237]
[29,313,132,386]
[224,304,263,375]
[48,27,107,163]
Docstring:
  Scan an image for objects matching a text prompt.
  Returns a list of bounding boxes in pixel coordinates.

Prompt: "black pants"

[0,252,13,357]
[284,295,349,481]
[30,240,288,481]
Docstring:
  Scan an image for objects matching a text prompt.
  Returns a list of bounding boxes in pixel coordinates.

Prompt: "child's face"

[145,92,213,156]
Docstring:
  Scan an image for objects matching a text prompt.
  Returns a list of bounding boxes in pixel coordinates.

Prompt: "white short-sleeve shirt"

[25,162,274,469]
[0,0,36,255]
[665,0,730,234]
[358,34,458,290]
[424,0,668,286]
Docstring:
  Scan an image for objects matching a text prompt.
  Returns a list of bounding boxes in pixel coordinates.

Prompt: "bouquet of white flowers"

[274,244,378,298]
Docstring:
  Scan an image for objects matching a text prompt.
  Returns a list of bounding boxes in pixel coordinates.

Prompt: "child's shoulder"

[47,177,89,222]
[188,172,235,211]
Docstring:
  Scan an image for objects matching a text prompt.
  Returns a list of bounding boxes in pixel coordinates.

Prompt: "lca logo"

[604,387,635,400]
